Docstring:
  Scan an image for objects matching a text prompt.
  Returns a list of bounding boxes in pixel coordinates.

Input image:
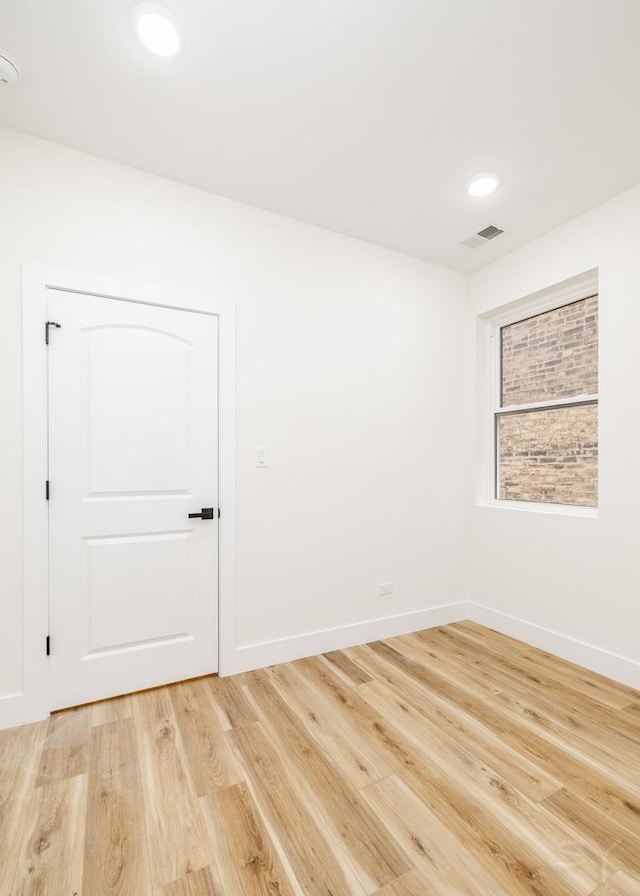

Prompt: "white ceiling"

[1,0,640,272]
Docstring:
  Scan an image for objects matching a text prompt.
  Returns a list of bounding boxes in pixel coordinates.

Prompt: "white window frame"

[478,269,599,517]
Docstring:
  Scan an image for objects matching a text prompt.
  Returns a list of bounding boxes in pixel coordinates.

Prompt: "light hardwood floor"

[1,621,640,895]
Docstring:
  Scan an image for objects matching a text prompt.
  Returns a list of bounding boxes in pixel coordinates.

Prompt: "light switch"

[256,446,268,467]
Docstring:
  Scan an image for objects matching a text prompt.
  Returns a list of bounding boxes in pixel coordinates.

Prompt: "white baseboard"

[7,601,635,731]
[468,602,640,690]
[223,602,471,676]
[0,693,24,731]
[224,601,640,689]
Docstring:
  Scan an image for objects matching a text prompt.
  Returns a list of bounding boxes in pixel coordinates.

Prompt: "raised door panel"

[84,326,191,496]
[84,532,192,653]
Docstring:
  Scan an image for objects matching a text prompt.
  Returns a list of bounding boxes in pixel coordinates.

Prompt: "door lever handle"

[189,508,215,520]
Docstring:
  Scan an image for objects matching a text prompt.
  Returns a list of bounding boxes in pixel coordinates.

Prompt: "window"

[493,293,598,508]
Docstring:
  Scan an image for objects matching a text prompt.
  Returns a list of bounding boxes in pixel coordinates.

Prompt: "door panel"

[84,532,191,651]
[48,291,218,710]
[85,326,190,495]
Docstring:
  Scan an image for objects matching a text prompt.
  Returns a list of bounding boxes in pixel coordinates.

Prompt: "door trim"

[22,264,237,724]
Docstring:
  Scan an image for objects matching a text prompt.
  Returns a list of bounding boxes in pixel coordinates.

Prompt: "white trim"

[479,268,598,327]
[477,499,598,518]
[467,603,640,691]
[497,394,598,415]
[222,603,471,676]
[211,598,640,693]
[22,265,51,723]
[22,264,237,726]
[0,694,25,730]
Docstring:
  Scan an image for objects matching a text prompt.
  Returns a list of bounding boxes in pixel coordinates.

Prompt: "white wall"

[0,127,471,726]
[7,125,638,729]
[464,185,640,686]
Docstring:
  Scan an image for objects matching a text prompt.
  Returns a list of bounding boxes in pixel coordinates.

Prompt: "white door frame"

[22,264,237,724]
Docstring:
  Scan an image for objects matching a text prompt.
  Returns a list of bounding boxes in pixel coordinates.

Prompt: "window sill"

[477,499,598,519]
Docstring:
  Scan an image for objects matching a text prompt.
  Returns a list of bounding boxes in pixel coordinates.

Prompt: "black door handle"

[189,508,215,520]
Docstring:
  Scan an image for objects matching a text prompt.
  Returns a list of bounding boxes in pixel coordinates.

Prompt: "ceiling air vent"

[461,224,504,249]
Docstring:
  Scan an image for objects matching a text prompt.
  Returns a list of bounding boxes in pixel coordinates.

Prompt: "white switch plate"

[378,581,393,596]
[256,446,269,467]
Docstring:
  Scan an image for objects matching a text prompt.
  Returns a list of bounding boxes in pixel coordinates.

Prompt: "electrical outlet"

[378,581,393,597]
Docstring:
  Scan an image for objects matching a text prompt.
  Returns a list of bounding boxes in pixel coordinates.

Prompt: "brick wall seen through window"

[497,295,598,507]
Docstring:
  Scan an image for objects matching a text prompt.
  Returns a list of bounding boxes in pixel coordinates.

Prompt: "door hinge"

[46,480,50,500]
[45,321,61,345]
[218,507,221,519]
[46,635,50,656]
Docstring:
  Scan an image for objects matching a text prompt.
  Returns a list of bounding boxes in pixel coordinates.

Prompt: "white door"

[47,290,219,710]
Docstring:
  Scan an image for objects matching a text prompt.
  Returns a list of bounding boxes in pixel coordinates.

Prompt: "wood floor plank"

[501,725,640,834]
[360,774,513,896]
[365,639,514,734]
[36,703,92,786]
[489,688,640,786]
[622,703,640,724]
[91,694,133,728]
[83,717,152,895]
[133,686,215,889]
[590,871,640,895]
[267,660,394,788]
[7,773,87,895]
[411,625,629,734]
[384,633,504,702]
[200,781,297,896]
[229,720,356,896]
[206,674,258,730]
[243,668,410,893]
[371,868,442,895]
[169,678,243,796]
[452,621,640,709]
[162,865,221,896]
[425,626,640,753]
[540,786,640,879]
[351,642,563,801]
[295,654,606,896]
[0,721,47,872]
[2,622,640,895]
[356,678,611,895]
[442,628,639,745]
[323,649,373,685]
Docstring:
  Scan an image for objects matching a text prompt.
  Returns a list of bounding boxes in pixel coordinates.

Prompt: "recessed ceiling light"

[466,173,501,198]
[133,4,181,57]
